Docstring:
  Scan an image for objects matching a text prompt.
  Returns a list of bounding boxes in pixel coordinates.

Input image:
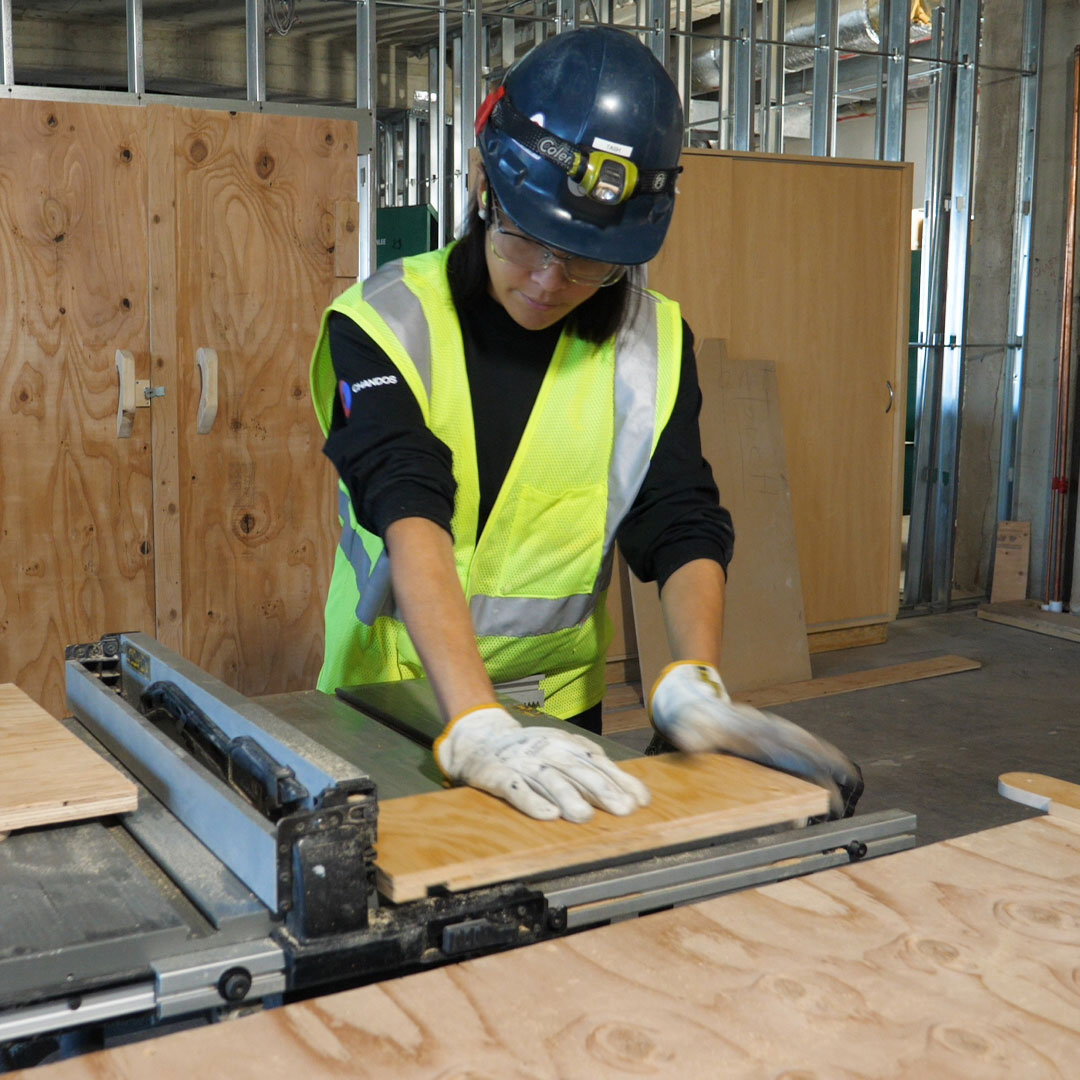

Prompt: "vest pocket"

[495,482,605,599]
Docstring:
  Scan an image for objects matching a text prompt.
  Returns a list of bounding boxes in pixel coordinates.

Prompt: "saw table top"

[19,812,1080,1078]
[0,683,137,835]
[374,753,829,901]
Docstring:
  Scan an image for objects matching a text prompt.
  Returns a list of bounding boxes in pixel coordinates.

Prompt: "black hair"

[446,188,643,345]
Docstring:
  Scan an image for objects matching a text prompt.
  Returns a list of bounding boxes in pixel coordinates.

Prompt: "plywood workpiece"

[0,684,137,835]
[375,753,828,902]
[22,814,1080,1079]
[630,342,812,699]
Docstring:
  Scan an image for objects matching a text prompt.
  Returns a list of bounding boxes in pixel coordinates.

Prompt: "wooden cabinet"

[648,149,912,643]
[1,99,357,716]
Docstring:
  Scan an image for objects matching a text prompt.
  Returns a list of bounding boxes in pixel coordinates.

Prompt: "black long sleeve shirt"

[322,287,733,590]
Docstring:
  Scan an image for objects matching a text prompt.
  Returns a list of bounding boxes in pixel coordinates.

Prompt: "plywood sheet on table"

[375,753,827,901]
[0,684,137,833]
[630,341,812,697]
[22,816,1080,1079]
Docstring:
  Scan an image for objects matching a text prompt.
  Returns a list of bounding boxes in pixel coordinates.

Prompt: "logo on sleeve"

[339,375,399,418]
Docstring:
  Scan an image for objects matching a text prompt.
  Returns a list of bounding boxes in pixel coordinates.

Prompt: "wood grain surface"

[153,107,357,697]
[990,520,1031,603]
[0,100,156,717]
[650,150,911,633]
[375,753,828,901]
[20,815,1080,1079]
[0,683,136,832]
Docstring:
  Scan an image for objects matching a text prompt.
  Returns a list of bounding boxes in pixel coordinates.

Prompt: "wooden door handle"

[885,380,895,413]
[196,347,219,434]
[116,349,136,437]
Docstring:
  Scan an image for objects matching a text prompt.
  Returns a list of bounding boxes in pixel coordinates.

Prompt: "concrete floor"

[608,608,1080,846]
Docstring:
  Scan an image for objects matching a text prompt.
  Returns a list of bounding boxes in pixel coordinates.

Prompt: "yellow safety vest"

[310,246,682,718]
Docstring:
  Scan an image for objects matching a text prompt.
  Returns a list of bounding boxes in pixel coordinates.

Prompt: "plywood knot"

[187,137,209,164]
[585,1021,674,1072]
[255,152,276,180]
[994,897,1080,942]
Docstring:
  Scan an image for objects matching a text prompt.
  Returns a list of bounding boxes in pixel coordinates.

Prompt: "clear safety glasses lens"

[488,211,625,287]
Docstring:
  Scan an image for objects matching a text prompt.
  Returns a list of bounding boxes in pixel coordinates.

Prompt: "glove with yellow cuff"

[649,661,864,818]
[434,705,651,823]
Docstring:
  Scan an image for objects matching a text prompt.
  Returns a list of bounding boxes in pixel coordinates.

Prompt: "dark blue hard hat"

[475,26,684,266]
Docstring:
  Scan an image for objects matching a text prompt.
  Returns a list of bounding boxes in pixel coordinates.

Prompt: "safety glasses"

[487,202,626,287]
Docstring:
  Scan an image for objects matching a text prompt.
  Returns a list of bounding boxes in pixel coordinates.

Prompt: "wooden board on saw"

[630,341,812,700]
[0,684,137,835]
[25,816,1080,1079]
[977,598,1080,644]
[375,753,828,902]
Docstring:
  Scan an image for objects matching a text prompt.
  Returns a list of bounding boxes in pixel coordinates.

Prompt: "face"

[482,196,602,331]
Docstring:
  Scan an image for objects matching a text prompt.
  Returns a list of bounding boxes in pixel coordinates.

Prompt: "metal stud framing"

[877,0,910,162]
[1,0,13,89]
[997,0,1045,526]
[761,0,786,155]
[126,0,145,96]
[357,0,378,276]
[733,0,756,151]
[811,0,838,156]
[246,0,267,104]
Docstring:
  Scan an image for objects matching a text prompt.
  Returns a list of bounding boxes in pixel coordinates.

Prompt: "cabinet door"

[651,149,910,633]
[149,107,356,696]
[0,101,154,716]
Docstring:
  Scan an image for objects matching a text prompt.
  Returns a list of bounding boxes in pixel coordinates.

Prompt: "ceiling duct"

[690,0,940,95]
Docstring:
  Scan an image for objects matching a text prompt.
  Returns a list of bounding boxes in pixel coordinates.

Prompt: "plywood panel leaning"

[629,342,812,698]
[0,683,137,833]
[155,108,357,697]
[375,753,828,901]
[0,101,156,717]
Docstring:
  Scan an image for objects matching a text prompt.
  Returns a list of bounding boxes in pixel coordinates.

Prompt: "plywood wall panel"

[0,101,155,716]
[155,108,356,697]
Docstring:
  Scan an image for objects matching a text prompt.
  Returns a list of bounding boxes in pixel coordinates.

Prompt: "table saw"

[0,632,916,1069]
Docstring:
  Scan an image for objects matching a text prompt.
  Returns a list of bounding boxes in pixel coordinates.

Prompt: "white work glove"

[649,661,864,819]
[434,705,651,823]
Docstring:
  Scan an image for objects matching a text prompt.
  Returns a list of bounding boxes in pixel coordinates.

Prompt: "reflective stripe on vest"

[340,278,664,640]
[337,485,394,624]
[361,261,433,395]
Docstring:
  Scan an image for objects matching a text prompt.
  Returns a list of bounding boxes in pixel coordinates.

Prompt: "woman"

[310,27,862,823]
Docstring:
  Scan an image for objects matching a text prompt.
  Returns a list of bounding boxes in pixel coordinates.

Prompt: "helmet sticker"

[592,136,633,158]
